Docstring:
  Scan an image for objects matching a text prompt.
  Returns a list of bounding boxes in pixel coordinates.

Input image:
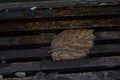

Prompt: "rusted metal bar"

[0,1,119,10]
[0,44,120,60]
[0,56,120,75]
[0,5,119,19]
[0,30,120,50]
[0,4,119,11]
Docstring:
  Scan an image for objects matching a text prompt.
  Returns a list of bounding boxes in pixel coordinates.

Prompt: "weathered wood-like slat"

[94,44,120,54]
[0,5,119,19]
[0,1,119,9]
[0,7,120,19]
[0,13,120,23]
[0,25,119,37]
[40,56,120,73]
[0,47,50,60]
[0,4,119,20]
[0,44,120,60]
[0,31,119,49]
[0,0,42,3]
[95,31,120,40]
[0,62,40,75]
[0,5,119,12]
[0,56,120,75]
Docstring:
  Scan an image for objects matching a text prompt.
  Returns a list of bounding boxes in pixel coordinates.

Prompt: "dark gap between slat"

[88,52,120,58]
[0,43,50,50]
[0,25,119,37]
[0,39,119,50]
[0,14,120,23]
[41,66,120,74]
[1,54,120,64]
[2,56,52,63]
[94,39,120,45]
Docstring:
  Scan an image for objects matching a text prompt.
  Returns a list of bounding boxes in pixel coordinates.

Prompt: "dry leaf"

[51,29,95,60]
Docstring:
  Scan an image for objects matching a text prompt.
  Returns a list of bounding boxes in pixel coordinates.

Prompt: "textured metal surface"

[0,0,119,8]
[0,44,120,60]
[0,1,120,79]
[0,56,120,75]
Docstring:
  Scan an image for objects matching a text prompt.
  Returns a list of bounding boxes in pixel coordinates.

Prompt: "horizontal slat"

[0,44,120,60]
[0,18,119,32]
[89,44,120,57]
[95,31,120,40]
[0,47,50,60]
[0,0,42,3]
[40,56,120,73]
[0,25,119,37]
[0,56,120,75]
[0,1,119,9]
[0,6,119,19]
[0,13,120,23]
[0,29,120,50]
[0,5,119,11]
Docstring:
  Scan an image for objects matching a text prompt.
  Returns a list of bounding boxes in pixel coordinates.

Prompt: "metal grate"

[0,0,120,79]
